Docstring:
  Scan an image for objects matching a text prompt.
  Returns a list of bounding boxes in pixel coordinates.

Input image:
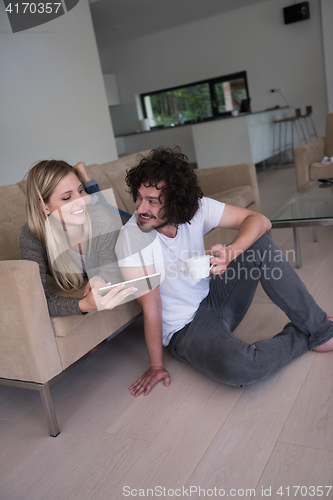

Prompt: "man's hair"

[125,146,203,226]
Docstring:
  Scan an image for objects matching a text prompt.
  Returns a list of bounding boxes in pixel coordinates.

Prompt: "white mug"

[185,254,213,280]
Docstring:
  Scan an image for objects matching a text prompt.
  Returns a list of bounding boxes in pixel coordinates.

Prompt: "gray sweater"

[20,204,122,317]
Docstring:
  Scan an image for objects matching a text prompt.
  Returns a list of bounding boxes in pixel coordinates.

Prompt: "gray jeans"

[168,234,333,387]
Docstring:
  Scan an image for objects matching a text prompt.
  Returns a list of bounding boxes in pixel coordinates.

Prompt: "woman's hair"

[25,160,91,292]
[125,146,203,226]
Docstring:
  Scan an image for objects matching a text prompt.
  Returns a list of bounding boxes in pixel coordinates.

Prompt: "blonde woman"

[20,160,136,316]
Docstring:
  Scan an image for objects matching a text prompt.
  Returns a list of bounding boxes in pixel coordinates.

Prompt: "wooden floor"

[1,165,333,500]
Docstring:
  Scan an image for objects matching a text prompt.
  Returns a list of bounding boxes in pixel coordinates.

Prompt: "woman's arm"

[20,226,136,316]
[20,224,83,317]
[86,206,123,286]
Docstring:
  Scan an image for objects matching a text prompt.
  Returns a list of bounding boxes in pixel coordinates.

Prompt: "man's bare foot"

[75,161,93,183]
[313,316,333,352]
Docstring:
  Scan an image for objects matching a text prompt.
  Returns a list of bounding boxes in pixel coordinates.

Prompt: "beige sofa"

[0,151,261,436]
[294,113,333,190]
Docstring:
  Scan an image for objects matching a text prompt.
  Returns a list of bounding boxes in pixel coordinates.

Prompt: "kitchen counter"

[115,107,290,167]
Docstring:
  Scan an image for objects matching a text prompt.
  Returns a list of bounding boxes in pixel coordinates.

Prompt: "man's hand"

[130,365,170,397]
[207,244,235,274]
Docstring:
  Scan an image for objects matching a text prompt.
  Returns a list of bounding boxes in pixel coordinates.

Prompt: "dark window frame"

[140,71,250,127]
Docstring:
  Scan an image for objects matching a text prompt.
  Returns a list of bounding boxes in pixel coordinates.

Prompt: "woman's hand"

[83,276,108,298]
[89,275,108,290]
[83,281,91,298]
[130,365,170,397]
[79,283,137,313]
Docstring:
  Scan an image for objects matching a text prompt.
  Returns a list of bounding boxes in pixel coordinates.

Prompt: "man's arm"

[120,265,170,396]
[208,204,272,274]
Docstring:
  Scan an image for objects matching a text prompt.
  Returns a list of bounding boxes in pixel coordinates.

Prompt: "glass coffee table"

[270,180,333,268]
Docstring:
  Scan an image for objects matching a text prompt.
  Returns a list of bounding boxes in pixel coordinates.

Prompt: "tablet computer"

[98,273,161,297]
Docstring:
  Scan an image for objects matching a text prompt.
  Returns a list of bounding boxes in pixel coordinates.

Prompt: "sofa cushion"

[52,300,142,370]
[209,185,254,208]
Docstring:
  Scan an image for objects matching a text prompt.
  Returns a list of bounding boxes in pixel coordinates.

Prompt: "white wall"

[100,0,328,144]
[110,102,140,136]
[321,0,333,113]
[0,0,117,186]
[122,125,197,164]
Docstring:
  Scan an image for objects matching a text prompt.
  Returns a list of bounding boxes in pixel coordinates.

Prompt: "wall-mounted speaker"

[283,2,310,24]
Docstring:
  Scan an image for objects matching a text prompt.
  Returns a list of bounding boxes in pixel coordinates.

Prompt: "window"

[140,71,250,129]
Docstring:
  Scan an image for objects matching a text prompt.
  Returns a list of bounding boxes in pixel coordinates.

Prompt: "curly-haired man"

[116,146,333,396]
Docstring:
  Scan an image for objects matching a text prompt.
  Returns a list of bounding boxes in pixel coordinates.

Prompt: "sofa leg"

[0,377,60,437]
[39,382,60,437]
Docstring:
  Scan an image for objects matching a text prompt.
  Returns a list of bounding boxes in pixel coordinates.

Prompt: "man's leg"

[168,306,309,387]
[168,234,333,386]
[247,234,333,350]
[208,233,333,350]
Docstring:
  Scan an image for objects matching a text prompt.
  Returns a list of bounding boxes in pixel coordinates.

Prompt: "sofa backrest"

[0,150,260,262]
[0,151,150,262]
[0,183,27,261]
[87,151,150,215]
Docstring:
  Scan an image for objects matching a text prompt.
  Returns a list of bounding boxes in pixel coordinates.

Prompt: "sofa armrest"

[0,260,63,384]
[196,163,261,212]
[325,113,333,157]
[294,137,325,190]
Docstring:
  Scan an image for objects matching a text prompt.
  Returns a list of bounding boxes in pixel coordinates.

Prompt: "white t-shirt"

[115,197,225,345]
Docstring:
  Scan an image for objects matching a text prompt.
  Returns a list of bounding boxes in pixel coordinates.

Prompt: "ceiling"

[89,0,270,46]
